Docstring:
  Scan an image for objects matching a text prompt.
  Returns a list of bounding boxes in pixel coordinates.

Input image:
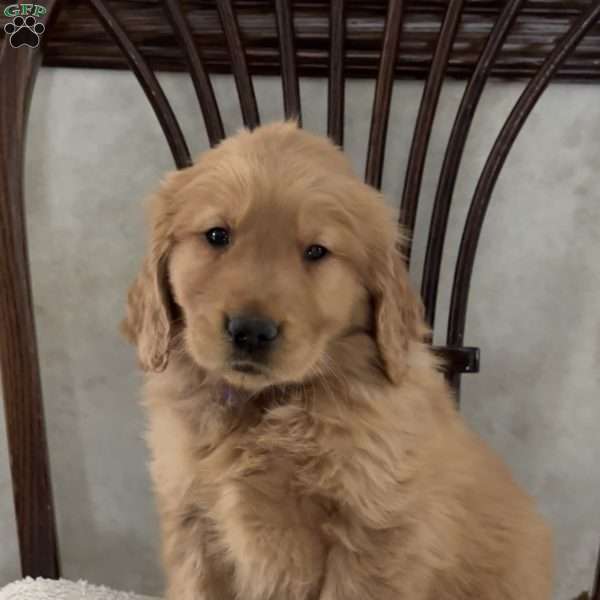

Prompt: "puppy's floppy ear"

[121,183,179,372]
[372,238,427,384]
[121,251,172,372]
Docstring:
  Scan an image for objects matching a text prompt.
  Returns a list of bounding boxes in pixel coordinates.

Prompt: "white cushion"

[0,578,159,600]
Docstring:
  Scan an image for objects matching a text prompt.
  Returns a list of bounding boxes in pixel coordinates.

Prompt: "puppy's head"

[123,122,426,391]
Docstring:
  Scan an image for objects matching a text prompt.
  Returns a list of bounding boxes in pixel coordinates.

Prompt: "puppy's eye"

[205,227,230,247]
[304,244,329,261]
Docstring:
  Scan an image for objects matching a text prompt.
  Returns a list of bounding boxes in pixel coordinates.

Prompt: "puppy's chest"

[200,403,328,521]
[207,439,330,538]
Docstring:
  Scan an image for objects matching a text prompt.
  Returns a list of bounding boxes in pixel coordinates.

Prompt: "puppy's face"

[169,175,370,390]
[124,123,424,391]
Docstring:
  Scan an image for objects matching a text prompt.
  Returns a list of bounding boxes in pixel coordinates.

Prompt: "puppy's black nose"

[226,315,279,354]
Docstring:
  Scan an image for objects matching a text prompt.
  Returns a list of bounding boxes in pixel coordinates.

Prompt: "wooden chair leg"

[591,541,600,600]
[0,35,60,578]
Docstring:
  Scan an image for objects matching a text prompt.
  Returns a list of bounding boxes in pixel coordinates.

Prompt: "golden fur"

[123,122,553,600]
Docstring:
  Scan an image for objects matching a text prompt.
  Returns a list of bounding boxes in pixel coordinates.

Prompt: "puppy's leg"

[162,509,235,600]
[165,554,233,600]
[319,542,432,600]
[213,481,327,600]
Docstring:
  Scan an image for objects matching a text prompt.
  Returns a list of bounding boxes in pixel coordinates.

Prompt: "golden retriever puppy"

[123,121,552,600]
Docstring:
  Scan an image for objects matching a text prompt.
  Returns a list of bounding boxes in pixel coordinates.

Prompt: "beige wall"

[1,68,599,599]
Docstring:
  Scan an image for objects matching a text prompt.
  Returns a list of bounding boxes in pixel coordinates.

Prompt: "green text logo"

[4,4,47,17]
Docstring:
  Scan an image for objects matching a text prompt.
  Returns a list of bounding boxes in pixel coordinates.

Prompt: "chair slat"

[164,0,225,148]
[592,544,600,600]
[447,1,600,350]
[0,30,61,578]
[88,0,191,169]
[421,0,525,329]
[216,0,260,129]
[364,0,406,189]
[327,0,345,147]
[400,0,465,260]
[274,0,301,125]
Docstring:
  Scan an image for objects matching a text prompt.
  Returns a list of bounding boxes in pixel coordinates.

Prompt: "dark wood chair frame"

[1,1,599,597]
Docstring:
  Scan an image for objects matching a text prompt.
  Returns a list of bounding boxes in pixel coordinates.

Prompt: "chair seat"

[0,578,159,600]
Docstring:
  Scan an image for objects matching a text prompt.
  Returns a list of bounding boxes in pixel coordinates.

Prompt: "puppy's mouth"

[219,360,276,396]
[230,360,268,375]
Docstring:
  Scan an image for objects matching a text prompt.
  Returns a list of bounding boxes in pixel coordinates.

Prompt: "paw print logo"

[4,15,45,48]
